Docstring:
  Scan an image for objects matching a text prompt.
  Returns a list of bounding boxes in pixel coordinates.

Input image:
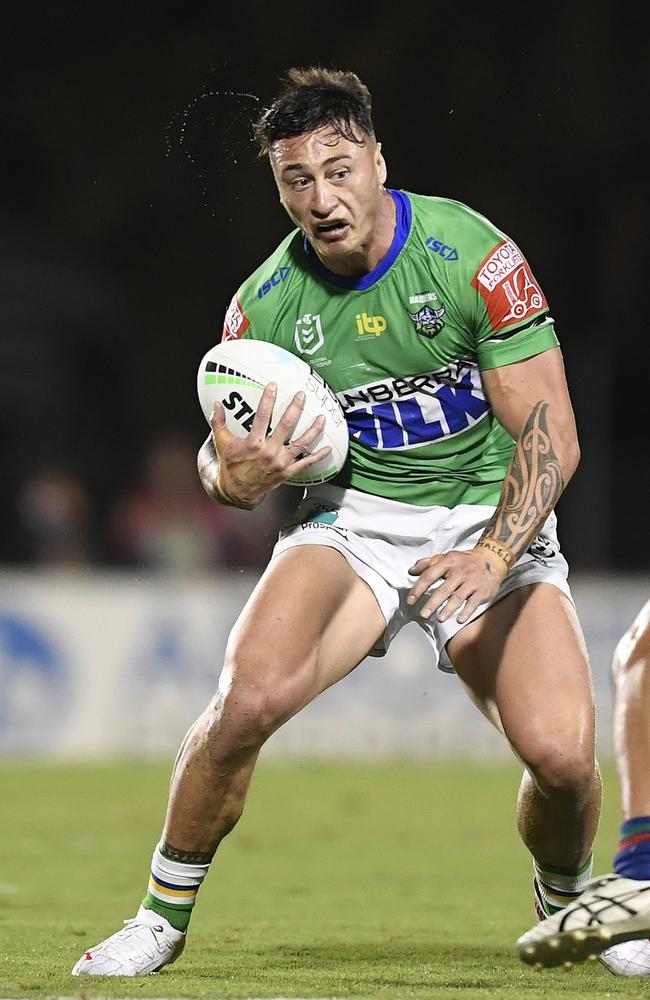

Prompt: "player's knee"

[235,684,296,739]
[207,663,307,751]
[525,741,595,796]
[205,686,285,750]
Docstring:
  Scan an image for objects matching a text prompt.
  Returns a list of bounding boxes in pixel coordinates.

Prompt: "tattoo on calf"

[161,842,214,865]
[480,400,563,561]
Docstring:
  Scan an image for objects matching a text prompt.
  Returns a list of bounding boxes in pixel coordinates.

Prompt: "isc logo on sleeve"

[426,236,459,261]
[257,267,291,299]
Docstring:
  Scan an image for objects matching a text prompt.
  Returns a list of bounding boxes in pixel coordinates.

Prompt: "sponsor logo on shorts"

[528,533,557,567]
[297,502,348,539]
[355,313,387,337]
[304,503,340,525]
[257,266,292,299]
[299,521,349,539]
[222,295,250,340]
[471,240,547,333]
[426,236,459,261]
[294,313,325,355]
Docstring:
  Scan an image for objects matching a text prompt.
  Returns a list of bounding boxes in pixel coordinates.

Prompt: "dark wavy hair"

[253,67,375,156]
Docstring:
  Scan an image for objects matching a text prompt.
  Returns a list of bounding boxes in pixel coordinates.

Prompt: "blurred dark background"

[1,2,647,572]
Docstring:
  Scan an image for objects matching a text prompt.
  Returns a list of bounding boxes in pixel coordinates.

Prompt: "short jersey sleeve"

[219,230,301,345]
[470,238,559,369]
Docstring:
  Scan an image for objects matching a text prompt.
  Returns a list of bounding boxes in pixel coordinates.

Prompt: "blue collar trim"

[302,188,411,290]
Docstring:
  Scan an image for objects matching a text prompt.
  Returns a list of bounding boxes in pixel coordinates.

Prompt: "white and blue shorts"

[272,484,573,673]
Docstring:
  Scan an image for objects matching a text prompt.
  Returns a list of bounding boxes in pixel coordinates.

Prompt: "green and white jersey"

[221,190,558,507]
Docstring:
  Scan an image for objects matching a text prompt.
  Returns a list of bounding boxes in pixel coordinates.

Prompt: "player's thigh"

[447,583,595,764]
[224,543,386,702]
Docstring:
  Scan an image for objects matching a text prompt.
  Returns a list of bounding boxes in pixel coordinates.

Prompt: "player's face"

[270,126,390,275]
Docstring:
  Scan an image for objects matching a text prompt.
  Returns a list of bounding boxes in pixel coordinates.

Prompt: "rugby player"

[73,66,621,976]
[517,599,650,975]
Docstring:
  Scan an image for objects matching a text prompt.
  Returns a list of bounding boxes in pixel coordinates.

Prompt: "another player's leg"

[447,584,603,946]
[72,545,385,976]
[516,598,650,972]
[597,598,650,974]
[611,599,650,850]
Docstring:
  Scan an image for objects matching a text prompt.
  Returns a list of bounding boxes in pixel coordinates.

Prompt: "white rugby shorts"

[271,484,573,673]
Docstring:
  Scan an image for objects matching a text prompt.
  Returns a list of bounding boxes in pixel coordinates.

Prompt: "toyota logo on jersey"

[222,295,250,341]
[471,240,547,333]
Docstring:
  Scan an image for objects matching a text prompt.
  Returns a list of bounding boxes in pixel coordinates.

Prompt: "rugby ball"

[197,339,349,486]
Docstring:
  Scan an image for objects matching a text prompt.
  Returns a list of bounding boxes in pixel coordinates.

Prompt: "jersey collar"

[302,188,411,290]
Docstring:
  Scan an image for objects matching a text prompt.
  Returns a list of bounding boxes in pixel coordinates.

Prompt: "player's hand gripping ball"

[197,339,349,486]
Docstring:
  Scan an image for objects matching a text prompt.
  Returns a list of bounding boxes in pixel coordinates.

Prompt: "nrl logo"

[407,302,446,339]
[294,312,325,355]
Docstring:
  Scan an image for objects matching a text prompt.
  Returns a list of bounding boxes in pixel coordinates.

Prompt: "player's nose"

[309,179,337,217]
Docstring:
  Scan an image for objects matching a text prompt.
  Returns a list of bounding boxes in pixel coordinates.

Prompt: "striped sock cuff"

[147,843,210,910]
[533,855,593,914]
[615,816,650,879]
[618,816,650,850]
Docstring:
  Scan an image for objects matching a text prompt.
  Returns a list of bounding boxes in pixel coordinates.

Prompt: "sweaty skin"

[269,128,395,277]
[70,69,605,981]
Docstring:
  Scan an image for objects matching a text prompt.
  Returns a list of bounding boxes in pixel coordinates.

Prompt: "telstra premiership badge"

[294,313,325,355]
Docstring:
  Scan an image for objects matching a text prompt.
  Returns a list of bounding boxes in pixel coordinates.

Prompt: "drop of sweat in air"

[164,89,261,218]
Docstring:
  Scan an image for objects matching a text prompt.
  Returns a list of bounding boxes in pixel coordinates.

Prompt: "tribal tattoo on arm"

[476,400,564,567]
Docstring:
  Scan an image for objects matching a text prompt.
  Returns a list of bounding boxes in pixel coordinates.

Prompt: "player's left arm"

[474,345,579,564]
[407,346,580,624]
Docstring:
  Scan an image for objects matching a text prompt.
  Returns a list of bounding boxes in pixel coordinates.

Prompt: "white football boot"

[517,873,650,971]
[600,937,650,976]
[71,905,186,976]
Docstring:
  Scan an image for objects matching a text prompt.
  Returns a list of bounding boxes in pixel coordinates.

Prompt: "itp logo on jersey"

[472,240,547,333]
[356,313,387,337]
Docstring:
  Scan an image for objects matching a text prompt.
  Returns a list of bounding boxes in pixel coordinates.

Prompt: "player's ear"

[375,141,387,186]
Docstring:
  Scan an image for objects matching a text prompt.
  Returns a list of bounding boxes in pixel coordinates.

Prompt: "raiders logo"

[408,302,446,339]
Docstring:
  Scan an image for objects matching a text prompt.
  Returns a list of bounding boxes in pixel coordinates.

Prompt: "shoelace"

[97,919,170,962]
[123,917,165,933]
[558,882,650,932]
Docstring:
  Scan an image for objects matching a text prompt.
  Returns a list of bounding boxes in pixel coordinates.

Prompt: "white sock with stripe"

[142,843,211,931]
[533,855,593,917]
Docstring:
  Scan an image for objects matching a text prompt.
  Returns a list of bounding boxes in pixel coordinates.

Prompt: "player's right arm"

[199,235,328,508]
[197,383,330,509]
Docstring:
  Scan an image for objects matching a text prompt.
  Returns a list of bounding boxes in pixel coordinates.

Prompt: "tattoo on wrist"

[475,539,515,570]
[480,400,563,561]
[160,842,214,865]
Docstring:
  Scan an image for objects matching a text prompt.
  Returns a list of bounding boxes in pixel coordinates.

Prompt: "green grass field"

[0,758,645,999]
